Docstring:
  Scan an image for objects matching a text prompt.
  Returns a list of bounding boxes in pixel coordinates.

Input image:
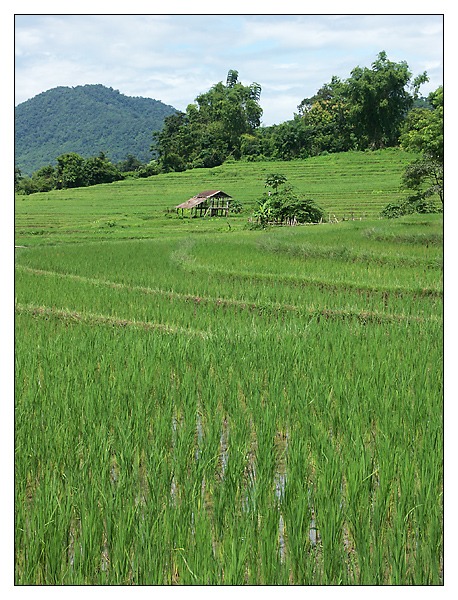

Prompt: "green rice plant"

[343,435,377,584]
[280,431,316,584]
[310,433,346,585]
[15,199,443,585]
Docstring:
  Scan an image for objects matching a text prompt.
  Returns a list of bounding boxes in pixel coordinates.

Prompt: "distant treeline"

[152,53,435,171]
[15,152,156,195]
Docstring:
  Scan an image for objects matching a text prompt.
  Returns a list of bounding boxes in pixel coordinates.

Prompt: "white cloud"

[14,14,443,125]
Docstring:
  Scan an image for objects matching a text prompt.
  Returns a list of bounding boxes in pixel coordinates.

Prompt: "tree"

[265,173,288,193]
[56,152,86,188]
[344,51,428,149]
[15,167,23,189]
[137,161,160,178]
[152,70,263,171]
[117,154,143,172]
[33,165,56,192]
[400,86,443,162]
[252,197,274,226]
[270,187,325,223]
[15,151,124,194]
[15,177,39,195]
[228,197,243,214]
[83,152,123,186]
[152,111,192,172]
[15,164,55,195]
[269,119,307,159]
[226,69,239,88]
[240,133,261,158]
[399,86,443,205]
[297,76,345,116]
[296,77,354,155]
[252,179,325,226]
[401,159,443,205]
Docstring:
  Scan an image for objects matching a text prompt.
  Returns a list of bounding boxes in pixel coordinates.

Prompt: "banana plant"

[253,198,273,225]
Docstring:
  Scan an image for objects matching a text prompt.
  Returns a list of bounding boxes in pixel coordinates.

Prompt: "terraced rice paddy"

[14,148,420,249]
[14,208,443,585]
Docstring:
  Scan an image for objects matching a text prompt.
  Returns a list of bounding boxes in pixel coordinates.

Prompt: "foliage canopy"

[152,70,263,171]
[381,85,444,216]
[344,51,428,150]
[152,53,432,172]
[15,151,125,194]
[252,175,325,226]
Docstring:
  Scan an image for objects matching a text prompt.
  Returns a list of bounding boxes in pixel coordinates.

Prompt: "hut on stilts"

[174,190,232,217]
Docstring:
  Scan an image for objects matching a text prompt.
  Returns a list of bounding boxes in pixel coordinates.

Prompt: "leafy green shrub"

[380,194,443,219]
[244,219,267,230]
[251,186,325,225]
[275,188,325,223]
[228,198,244,214]
[137,162,160,178]
[379,202,409,219]
[407,195,443,214]
[15,177,40,195]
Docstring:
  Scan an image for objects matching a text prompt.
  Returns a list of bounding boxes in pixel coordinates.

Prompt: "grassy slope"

[15,148,422,246]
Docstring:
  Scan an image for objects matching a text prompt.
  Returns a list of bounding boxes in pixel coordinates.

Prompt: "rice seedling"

[15,201,443,585]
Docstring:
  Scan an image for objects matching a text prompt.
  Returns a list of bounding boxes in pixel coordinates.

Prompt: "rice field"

[14,148,422,249]
[14,204,443,585]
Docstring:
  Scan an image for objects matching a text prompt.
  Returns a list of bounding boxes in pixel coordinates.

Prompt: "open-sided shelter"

[174,190,232,217]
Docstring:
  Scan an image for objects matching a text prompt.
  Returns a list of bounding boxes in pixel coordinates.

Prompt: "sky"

[14,13,444,126]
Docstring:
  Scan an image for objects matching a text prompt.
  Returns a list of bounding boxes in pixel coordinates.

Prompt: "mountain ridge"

[15,84,177,175]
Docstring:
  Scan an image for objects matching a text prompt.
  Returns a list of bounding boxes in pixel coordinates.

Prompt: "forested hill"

[15,84,177,175]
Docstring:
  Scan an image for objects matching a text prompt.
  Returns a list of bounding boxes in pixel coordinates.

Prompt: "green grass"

[15,148,425,247]
[15,150,443,585]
